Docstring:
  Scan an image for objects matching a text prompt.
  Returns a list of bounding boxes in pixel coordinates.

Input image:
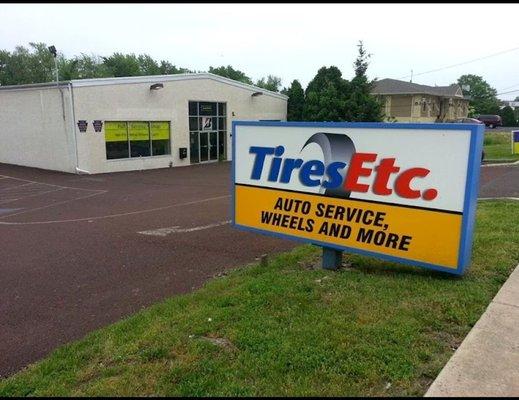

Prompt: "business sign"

[512,130,519,154]
[150,122,170,141]
[202,117,213,130]
[129,122,150,141]
[232,121,484,275]
[105,122,128,142]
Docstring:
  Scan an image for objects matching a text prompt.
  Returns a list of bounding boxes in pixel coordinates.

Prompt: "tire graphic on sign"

[301,132,356,198]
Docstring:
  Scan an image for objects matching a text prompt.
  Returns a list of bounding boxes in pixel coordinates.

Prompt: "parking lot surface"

[0,161,517,377]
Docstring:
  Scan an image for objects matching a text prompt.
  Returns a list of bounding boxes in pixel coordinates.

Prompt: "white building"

[0,73,287,174]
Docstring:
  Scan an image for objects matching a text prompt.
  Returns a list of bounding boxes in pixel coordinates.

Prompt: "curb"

[425,264,519,397]
[482,160,519,167]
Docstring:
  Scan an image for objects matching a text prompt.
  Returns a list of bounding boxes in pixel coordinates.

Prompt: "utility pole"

[410,69,413,83]
[48,45,58,85]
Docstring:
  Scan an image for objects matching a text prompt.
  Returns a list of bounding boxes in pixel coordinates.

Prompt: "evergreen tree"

[343,41,384,122]
[285,80,305,121]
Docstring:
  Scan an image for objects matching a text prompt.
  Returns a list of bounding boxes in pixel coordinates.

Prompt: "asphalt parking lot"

[0,161,517,378]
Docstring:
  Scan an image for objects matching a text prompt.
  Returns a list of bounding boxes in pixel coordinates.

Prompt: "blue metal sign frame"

[231,121,485,276]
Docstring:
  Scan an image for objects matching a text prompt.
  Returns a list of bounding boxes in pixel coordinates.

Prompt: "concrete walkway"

[425,264,519,397]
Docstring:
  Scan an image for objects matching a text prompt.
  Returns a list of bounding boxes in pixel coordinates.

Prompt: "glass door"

[188,101,227,164]
[209,131,218,161]
[189,132,199,164]
[199,131,209,162]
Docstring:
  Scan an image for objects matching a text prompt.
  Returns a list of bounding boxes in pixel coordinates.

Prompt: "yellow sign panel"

[150,122,170,141]
[128,122,150,141]
[235,185,462,269]
[105,122,128,143]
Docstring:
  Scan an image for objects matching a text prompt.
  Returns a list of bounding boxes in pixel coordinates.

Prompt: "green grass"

[1,201,518,397]
[484,132,519,161]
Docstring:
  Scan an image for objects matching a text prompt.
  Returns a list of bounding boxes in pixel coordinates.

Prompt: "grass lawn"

[1,200,518,397]
[484,131,519,161]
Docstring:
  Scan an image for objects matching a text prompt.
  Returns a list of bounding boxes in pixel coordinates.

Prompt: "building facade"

[372,78,469,123]
[0,73,287,174]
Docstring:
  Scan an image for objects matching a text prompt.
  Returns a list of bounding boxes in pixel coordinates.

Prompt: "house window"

[105,121,171,160]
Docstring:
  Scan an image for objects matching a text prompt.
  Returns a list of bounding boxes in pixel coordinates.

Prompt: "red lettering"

[373,158,400,195]
[394,168,430,199]
[344,153,377,193]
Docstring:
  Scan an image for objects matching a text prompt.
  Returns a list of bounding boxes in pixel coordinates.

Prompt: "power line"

[498,82,519,91]
[399,45,519,80]
[496,89,519,96]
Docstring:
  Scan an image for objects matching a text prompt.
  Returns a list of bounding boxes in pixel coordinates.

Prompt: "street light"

[48,45,59,85]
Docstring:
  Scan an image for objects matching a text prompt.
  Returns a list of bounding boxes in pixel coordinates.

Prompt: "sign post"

[322,247,343,270]
[232,121,484,276]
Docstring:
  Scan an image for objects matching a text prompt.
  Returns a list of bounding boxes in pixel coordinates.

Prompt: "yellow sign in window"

[150,122,170,141]
[129,122,150,141]
[105,122,128,142]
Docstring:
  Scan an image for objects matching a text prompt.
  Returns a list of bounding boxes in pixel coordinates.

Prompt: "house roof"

[0,73,288,100]
[372,78,466,98]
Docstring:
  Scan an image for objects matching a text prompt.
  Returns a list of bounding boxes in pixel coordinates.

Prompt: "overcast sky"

[1,3,518,99]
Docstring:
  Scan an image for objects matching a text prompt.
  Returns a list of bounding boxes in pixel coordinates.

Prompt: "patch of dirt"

[199,336,238,352]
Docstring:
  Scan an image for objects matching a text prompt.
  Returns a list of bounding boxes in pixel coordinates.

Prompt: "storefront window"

[105,122,129,160]
[104,121,170,160]
[129,122,151,157]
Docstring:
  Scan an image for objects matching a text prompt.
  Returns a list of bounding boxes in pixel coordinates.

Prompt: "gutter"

[67,83,90,174]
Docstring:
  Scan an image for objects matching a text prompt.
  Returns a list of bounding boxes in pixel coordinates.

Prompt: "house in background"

[499,100,519,110]
[371,78,469,122]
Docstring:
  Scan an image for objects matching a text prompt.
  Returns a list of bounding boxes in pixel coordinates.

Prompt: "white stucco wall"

[0,86,76,173]
[72,76,287,174]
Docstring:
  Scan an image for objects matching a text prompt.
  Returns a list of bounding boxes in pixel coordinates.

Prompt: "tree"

[102,53,141,77]
[208,65,253,84]
[284,80,305,121]
[303,66,349,121]
[75,54,109,79]
[0,42,196,84]
[457,74,501,116]
[499,106,517,127]
[343,41,384,122]
[0,42,56,85]
[137,54,161,75]
[256,75,282,92]
[159,60,190,75]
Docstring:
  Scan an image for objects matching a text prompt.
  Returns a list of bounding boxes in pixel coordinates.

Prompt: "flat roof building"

[0,73,287,174]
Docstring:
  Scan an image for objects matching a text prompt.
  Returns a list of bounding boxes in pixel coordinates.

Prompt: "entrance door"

[209,131,218,161]
[199,131,209,162]
[188,101,227,164]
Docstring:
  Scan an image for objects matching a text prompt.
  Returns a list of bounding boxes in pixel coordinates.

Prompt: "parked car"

[454,117,485,125]
[476,114,502,128]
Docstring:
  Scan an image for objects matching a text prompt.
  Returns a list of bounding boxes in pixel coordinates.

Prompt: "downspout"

[67,83,90,174]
